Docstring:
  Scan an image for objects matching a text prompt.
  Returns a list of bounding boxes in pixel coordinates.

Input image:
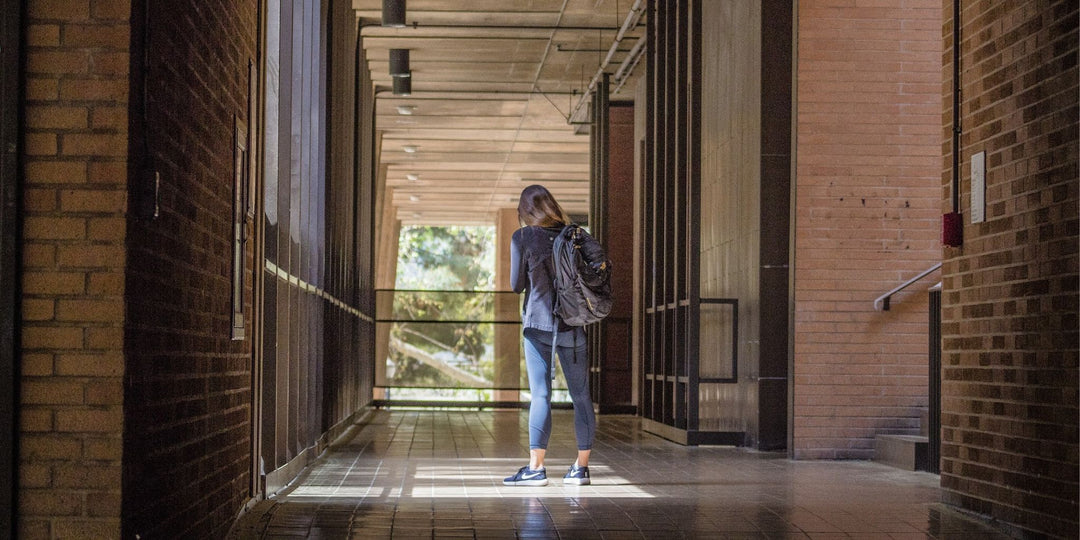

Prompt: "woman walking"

[503,185,595,486]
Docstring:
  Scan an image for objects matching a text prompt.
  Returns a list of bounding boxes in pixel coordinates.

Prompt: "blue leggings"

[523,327,595,451]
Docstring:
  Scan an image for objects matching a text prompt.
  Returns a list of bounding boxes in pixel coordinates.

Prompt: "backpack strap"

[550,323,559,376]
[550,224,572,371]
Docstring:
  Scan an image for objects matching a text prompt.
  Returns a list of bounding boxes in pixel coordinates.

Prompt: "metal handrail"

[874,263,942,311]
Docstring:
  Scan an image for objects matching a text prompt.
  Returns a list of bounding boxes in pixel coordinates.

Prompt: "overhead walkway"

[230,410,1007,539]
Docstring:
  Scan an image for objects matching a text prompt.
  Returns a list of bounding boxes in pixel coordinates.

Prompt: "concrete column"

[373,179,399,398]
[493,208,521,402]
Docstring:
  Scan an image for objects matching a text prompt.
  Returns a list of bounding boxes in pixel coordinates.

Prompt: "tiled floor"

[230,410,1009,539]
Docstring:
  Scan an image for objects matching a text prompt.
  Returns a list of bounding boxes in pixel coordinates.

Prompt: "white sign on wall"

[971,151,985,224]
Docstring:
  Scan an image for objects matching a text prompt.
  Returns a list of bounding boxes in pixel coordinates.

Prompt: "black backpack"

[551,224,612,327]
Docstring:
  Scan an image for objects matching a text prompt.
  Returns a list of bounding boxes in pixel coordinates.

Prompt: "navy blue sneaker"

[503,466,548,486]
[563,464,590,485]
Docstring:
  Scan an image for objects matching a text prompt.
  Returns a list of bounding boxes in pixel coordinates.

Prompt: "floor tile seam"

[339,456,386,531]
[257,435,378,535]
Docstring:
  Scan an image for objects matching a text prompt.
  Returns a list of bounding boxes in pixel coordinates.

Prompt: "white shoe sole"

[503,478,548,486]
[563,478,590,485]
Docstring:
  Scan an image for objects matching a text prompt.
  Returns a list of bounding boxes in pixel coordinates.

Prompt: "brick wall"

[19,0,129,538]
[793,2,943,458]
[940,1,1078,538]
[121,0,258,537]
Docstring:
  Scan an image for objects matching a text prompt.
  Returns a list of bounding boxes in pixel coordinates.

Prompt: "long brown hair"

[517,184,570,227]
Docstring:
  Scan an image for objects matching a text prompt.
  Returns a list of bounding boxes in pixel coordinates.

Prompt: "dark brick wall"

[122,0,259,537]
[940,1,1078,538]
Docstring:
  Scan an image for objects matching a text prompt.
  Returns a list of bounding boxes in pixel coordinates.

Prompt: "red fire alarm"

[942,212,963,247]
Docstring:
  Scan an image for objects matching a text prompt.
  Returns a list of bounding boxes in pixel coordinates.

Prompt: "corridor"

[230,410,1007,539]
[6,0,1076,538]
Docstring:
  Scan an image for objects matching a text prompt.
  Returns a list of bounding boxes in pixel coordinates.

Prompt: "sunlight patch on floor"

[426,484,655,498]
[287,486,386,498]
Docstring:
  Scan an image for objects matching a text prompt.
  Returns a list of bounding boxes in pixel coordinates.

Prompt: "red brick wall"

[793,2,943,458]
[595,104,634,410]
[940,1,1078,538]
[19,0,129,538]
[121,0,258,537]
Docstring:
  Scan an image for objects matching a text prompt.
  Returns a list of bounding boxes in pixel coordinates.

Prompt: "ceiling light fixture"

[382,0,406,27]
[409,195,420,202]
[406,173,420,181]
[402,145,418,153]
[396,105,416,115]
[389,49,410,77]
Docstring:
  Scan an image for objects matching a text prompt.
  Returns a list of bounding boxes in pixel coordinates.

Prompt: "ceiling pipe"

[485,0,571,211]
[393,75,412,95]
[569,0,645,124]
[611,36,645,94]
[389,48,410,76]
[382,0,406,27]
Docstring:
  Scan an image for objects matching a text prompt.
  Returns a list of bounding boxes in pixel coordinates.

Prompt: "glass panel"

[374,290,569,399]
[698,381,746,433]
[263,0,280,262]
[699,301,735,380]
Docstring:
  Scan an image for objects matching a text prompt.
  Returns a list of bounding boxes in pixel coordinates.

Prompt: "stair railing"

[874,263,942,311]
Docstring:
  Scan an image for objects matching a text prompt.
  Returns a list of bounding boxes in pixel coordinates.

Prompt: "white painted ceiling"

[352,0,645,226]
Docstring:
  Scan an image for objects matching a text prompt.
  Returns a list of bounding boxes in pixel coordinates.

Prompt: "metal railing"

[928,283,942,474]
[373,289,572,402]
[874,263,942,311]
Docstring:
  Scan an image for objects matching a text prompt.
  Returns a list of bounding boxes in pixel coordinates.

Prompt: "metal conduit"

[569,0,645,123]
[611,37,646,94]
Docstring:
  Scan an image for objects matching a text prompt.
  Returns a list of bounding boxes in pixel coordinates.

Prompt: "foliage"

[396,226,495,290]
[388,226,497,388]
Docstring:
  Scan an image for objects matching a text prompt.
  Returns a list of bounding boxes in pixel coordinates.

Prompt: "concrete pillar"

[373,174,399,398]
[493,208,521,402]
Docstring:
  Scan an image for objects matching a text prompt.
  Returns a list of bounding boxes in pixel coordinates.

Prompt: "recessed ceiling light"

[406,173,420,181]
[402,145,418,153]
[409,195,420,202]
[396,105,416,115]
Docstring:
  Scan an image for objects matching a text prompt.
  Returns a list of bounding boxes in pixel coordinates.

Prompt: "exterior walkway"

[230,410,1008,539]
